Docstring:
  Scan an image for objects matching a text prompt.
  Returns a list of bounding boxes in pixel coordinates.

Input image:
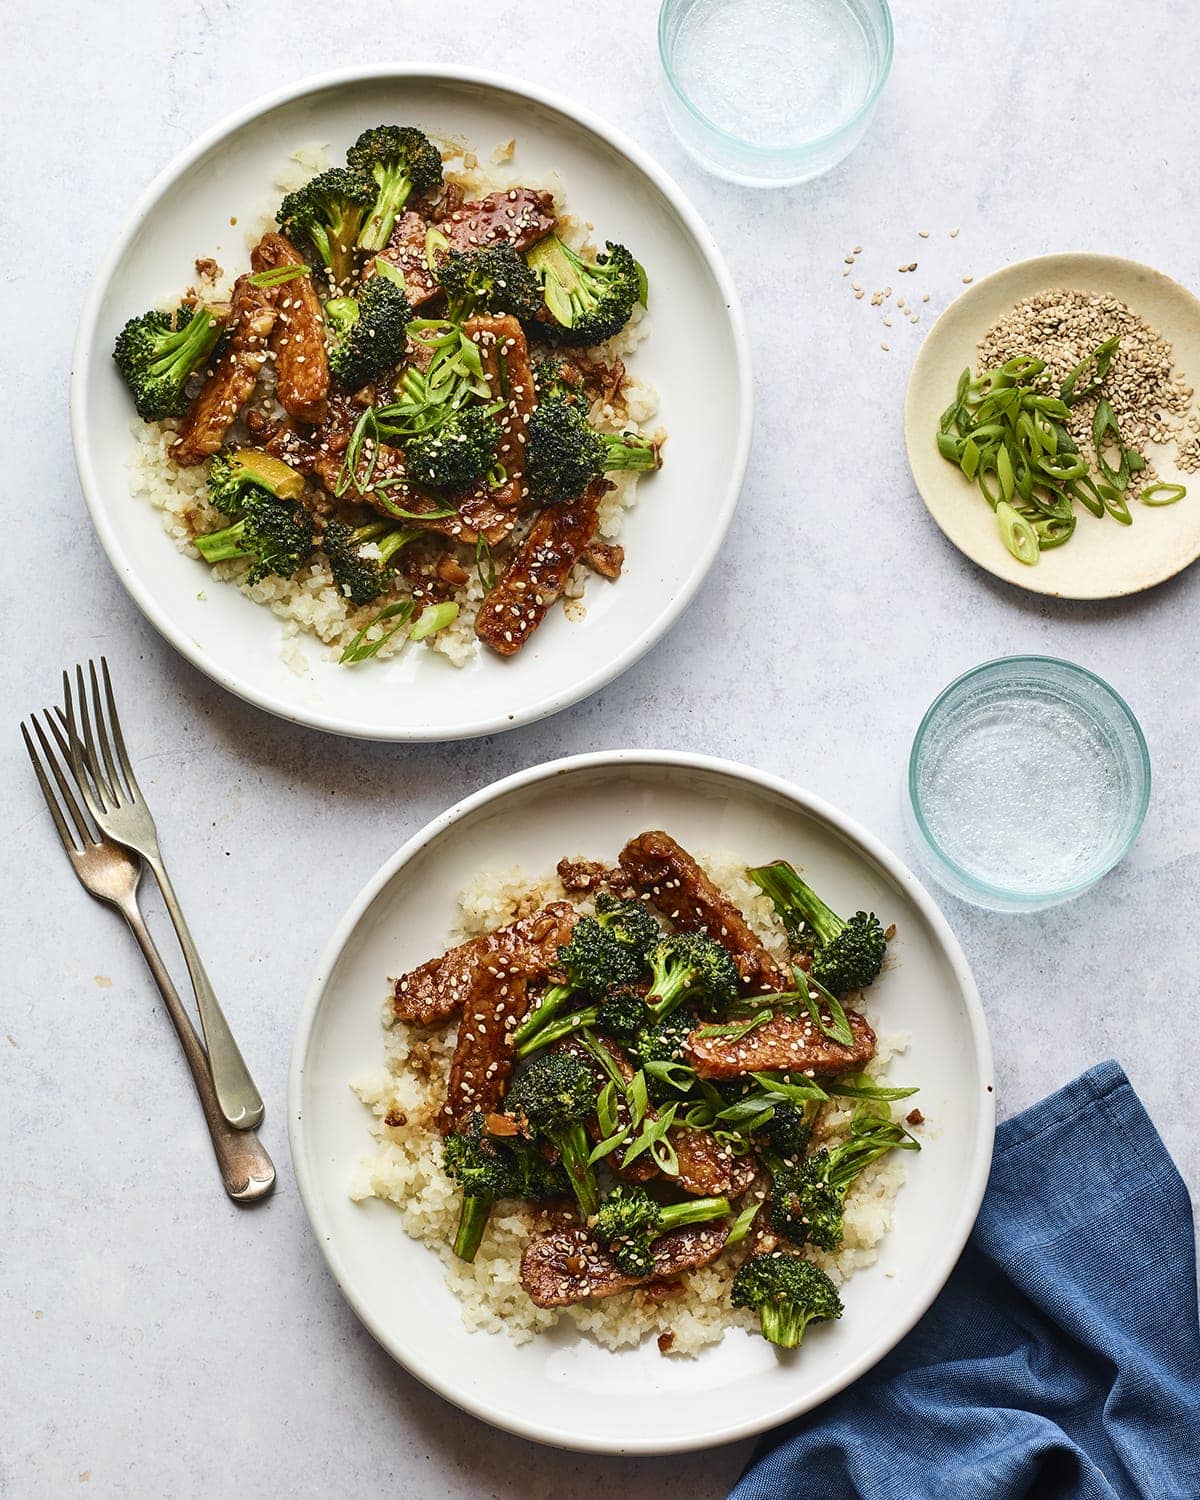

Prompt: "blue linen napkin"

[730,1060,1200,1500]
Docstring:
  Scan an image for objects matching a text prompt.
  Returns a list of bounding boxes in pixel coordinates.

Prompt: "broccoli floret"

[347,124,443,252]
[512,915,646,1051]
[323,519,416,605]
[594,1184,730,1277]
[631,1011,693,1069]
[768,1152,845,1251]
[516,984,648,1057]
[630,1011,696,1103]
[526,236,645,346]
[768,1116,918,1250]
[506,1052,600,1217]
[528,396,659,504]
[532,356,586,405]
[443,1113,568,1260]
[748,861,887,994]
[207,450,305,514]
[404,406,500,491]
[276,168,372,287]
[756,1099,814,1160]
[731,1253,844,1349]
[595,892,660,960]
[644,933,739,1022]
[435,244,543,323]
[193,490,314,583]
[443,1113,512,1262]
[505,1138,570,1202]
[594,987,649,1039]
[113,306,220,421]
[325,278,414,392]
[559,916,647,998]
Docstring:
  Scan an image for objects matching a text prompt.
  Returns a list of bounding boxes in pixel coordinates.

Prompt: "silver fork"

[59,659,264,1130]
[22,712,275,1202]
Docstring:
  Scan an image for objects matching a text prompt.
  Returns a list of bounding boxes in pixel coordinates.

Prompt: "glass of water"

[658,0,893,186]
[904,657,1151,913]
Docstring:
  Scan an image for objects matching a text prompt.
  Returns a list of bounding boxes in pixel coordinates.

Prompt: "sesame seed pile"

[977,288,1200,475]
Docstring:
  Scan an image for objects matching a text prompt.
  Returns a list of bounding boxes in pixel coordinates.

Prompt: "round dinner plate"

[71,68,751,740]
[905,253,1200,599]
[288,751,994,1454]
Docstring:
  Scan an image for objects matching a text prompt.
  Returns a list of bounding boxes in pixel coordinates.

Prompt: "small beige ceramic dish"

[904,253,1200,600]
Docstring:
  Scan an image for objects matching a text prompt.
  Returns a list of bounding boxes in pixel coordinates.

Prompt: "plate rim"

[287,747,996,1454]
[69,64,753,741]
[903,250,1200,600]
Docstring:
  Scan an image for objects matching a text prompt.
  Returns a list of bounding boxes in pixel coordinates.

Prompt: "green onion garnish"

[248,263,310,287]
[996,499,1040,565]
[1139,482,1187,506]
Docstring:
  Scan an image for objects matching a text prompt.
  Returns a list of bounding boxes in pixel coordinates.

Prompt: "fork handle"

[144,852,265,1131]
[119,896,276,1203]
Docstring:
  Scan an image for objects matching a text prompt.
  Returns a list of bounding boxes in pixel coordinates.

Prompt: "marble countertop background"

[4,1,1199,1494]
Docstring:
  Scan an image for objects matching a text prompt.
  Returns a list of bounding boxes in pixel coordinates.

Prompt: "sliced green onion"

[339,600,415,664]
[693,1013,772,1042]
[724,1202,762,1249]
[1061,336,1120,405]
[996,499,1040,565]
[248,262,309,287]
[826,1080,920,1102]
[1092,399,1128,490]
[1098,484,1132,525]
[475,534,497,590]
[409,601,460,641]
[1028,512,1076,549]
[1139,482,1187,506]
[375,257,412,291]
[999,354,1045,381]
[336,407,381,498]
[424,226,450,272]
[642,1059,697,1094]
[996,442,1015,502]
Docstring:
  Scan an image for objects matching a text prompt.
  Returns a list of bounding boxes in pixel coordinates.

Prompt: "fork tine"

[75,662,115,810]
[61,669,103,819]
[100,656,140,800]
[36,712,98,848]
[89,658,125,807]
[22,722,78,856]
[27,715,96,851]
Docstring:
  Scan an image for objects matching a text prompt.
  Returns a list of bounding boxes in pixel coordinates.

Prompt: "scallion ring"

[996,499,1040,565]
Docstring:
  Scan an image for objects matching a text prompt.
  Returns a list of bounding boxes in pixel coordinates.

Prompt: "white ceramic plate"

[905,253,1200,599]
[71,68,751,740]
[288,751,994,1454]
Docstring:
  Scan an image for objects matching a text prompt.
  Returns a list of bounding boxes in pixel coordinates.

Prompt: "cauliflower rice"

[125,140,662,673]
[351,853,912,1357]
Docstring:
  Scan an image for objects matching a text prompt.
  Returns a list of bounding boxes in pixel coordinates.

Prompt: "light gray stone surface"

[3,1,1198,1495]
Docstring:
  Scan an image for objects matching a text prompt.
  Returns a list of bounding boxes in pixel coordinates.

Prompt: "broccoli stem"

[553,1124,598,1217]
[644,969,691,1022]
[452,1192,494,1262]
[600,433,657,474]
[760,1300,802,1349]
[511,984,575,1049]
[360,170,413,252]
[659,1196,731,1233]
[515,1006,595,1057]
[195,519,250,563]
[154,308,218,380]
[749,862,843,948]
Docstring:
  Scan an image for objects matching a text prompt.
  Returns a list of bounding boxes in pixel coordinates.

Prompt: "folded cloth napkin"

[730,1060,1200,1500]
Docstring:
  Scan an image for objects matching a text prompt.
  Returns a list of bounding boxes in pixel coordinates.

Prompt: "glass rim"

[657,0,895,161]
[907,654,1152,906]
